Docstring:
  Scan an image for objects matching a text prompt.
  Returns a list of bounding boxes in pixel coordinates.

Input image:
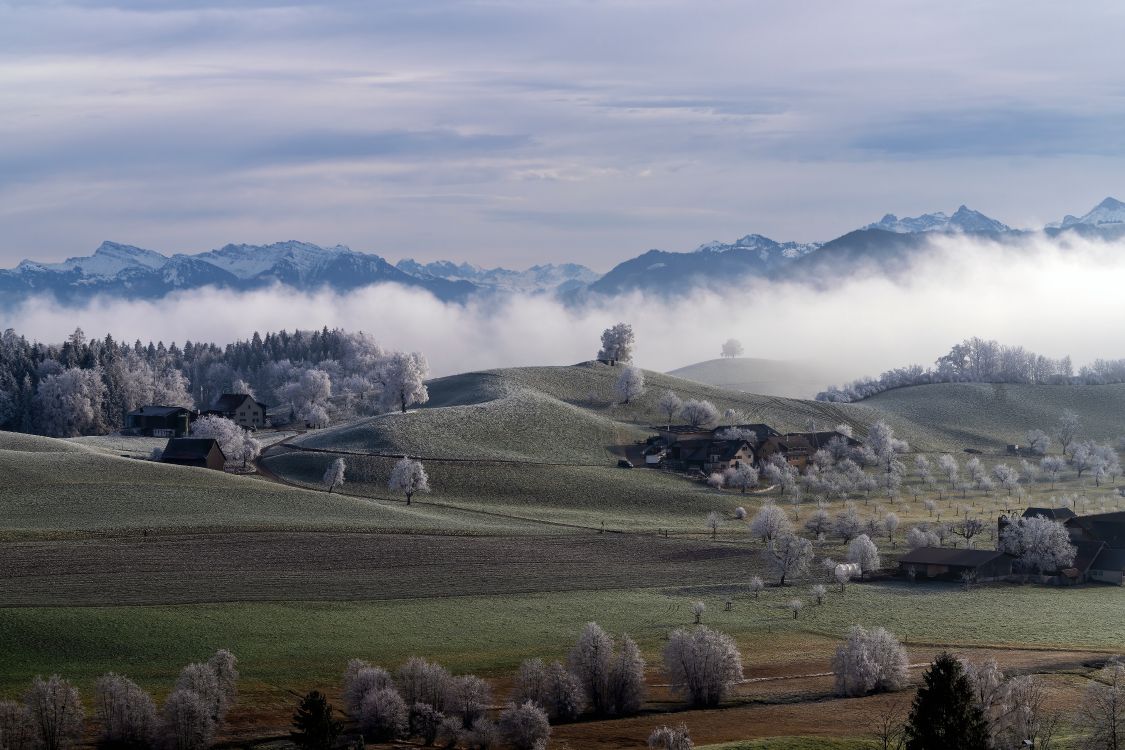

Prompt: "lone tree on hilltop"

[389,457,430,505]
[905,652,990,750]
[378,352,430,413]
[290,691,341,750]
[598,323,635,364]
[720,339,744,358]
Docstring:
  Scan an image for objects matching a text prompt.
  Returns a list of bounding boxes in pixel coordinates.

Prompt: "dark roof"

[675,439,753,463]
[723,424,781,440]
[799,430,862,448]
[1024,507,1077,521]
[126,405,193,417]
[897,547,1013,568]
[1067,512,1125,547]
[658,425,716,435]
[210,393,267,413]
[1092,547,1125,572]
[161,438,225,461]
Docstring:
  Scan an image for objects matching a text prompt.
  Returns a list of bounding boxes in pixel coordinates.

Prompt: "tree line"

[817,336,1125,402]
[0,326,430,437]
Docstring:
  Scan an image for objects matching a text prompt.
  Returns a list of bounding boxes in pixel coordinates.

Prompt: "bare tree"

[608,635,646,716]
[870,696,907,750]
[663,627,744,707]
[706,511,720,539]
[832,626,909,697]
[497,702,550,750]
[748,576,764,599]
[1026,429,1051,455]
[0,701,36,750]
[690,601,705,624]
[323,458,346,493]
[446,675,491,729]
[389,457,431,505]
[396,658,452,713]
[343,664,394,715]
[953,518,985,547]
[804,508,832,538]
[833,506,864,543]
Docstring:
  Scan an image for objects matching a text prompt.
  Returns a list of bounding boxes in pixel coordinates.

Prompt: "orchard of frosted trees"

[0,326,431,437]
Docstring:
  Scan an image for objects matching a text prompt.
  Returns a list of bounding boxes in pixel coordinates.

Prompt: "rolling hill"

[666,357,860,400]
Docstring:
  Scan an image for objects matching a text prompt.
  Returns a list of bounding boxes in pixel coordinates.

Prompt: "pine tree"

[905,652,990,750]
[290,691,341,750]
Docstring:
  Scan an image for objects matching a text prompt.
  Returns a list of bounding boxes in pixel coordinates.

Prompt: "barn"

[897,547,1015,581]
[160,438,226,471]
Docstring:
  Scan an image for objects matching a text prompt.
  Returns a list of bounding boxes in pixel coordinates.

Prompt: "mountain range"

[2,197,1122,307]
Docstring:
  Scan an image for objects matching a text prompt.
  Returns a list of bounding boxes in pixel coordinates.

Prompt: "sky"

[3,0,1125,270]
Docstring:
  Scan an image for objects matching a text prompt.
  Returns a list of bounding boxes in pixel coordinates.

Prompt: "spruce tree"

[291,690,342,750]
[905,652,989,750]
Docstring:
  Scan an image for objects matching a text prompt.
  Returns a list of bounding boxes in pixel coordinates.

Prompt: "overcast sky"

[3,0,1125,270]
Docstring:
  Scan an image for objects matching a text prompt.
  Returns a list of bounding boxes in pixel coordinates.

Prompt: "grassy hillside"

[667,357,858,400]
[859,382,1125,452]
[0,431,540,538]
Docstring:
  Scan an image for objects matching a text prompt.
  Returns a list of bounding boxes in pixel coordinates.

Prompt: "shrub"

[832,625,909,697]
[94,674,157,750]
[497,702,550,750]
[648,723,693,750]
[358,688,408,742]
[25,675,83,750]
[290,691,342,750]
[663,626,743,707]
[159,689,214,750]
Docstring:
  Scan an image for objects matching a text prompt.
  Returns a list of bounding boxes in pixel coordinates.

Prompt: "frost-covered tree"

[811,584,827,605]
[690,601,705,624]
[343,662,394,715]
[614,366,645,404]
[607,635,646,716]
[804,508,832,538]
[705,511,720,539]
[281,368,334,426]
[160,690,213,750]
[95,674,156,750]
[680,399,719,429]
[724,464,758,494]
[24,676,82,750]
[847,534,880,574]
[512,660,584,723]
[834,564,852,592]
[569,623,614,716]
[359,688,408,742]
[395,658,451,713]
[937,454,960,486]
[999,516,1076,574]
[446,675,491,729]
[389,457,430,505]
[786,598,804,619]
[378,352,430,413]
[720,339,744,359]
[191,415,260,467]
[993,464,1021,494]
[763,533,813,585]
[1040,455,1066,485]
[883,512,900,544]
[648,723,693,750]
[1058,409,1082,456]
[657,391,682,428]
[663,626,743,707]
[1026,429,1051,456]
[706,472,724,489]
[0,701,36,750]
[497,702,550,750]
[597,323,635,364]
[833,506,864,543]
[36,368,107,437]
[833,626,908,697]
[323,458,346,493]
[748,576,764,599]
[1078,659,1125,750]
[749,502,793,543]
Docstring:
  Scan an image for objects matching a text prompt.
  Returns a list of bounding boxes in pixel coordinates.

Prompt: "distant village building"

[644,423,859,473]
[124,405,195,437]
[160,437,226,471]
[205,394,268,430]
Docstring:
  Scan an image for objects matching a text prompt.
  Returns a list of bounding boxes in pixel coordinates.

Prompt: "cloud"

[4,233,1125,392]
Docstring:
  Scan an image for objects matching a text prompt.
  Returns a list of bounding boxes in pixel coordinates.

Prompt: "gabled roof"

[161,437,225,461]
[210,393,267,413]
[675,439,753,463]
[1067,512,1125,547]
[1024,507,1077,521]
[897,546,1014,568]
[126,405,193,417]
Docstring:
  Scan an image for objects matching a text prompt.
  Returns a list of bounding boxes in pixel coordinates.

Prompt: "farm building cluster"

[641,423,861,474]
[899,506,1125,586]
[124,393,269,437]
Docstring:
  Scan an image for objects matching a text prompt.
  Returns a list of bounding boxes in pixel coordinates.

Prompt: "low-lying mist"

[3,232,1124,385]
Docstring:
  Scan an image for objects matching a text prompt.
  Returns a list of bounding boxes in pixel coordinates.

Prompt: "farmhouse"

[757,430,860,470]
[1065,511,1125,584]
[124,405,195,437]
[205,393,268,430]
[668,439,756,474]
[160,438,226,471]
[897,547,1015,581]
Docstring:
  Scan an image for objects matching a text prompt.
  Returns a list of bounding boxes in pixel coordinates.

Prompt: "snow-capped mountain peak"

[394,258,598,294]
[863,206,1008,233]
[1055,196,1125,229]
[22,241,170,278]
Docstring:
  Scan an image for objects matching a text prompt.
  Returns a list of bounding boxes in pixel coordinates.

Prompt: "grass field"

[666,357,859,400]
